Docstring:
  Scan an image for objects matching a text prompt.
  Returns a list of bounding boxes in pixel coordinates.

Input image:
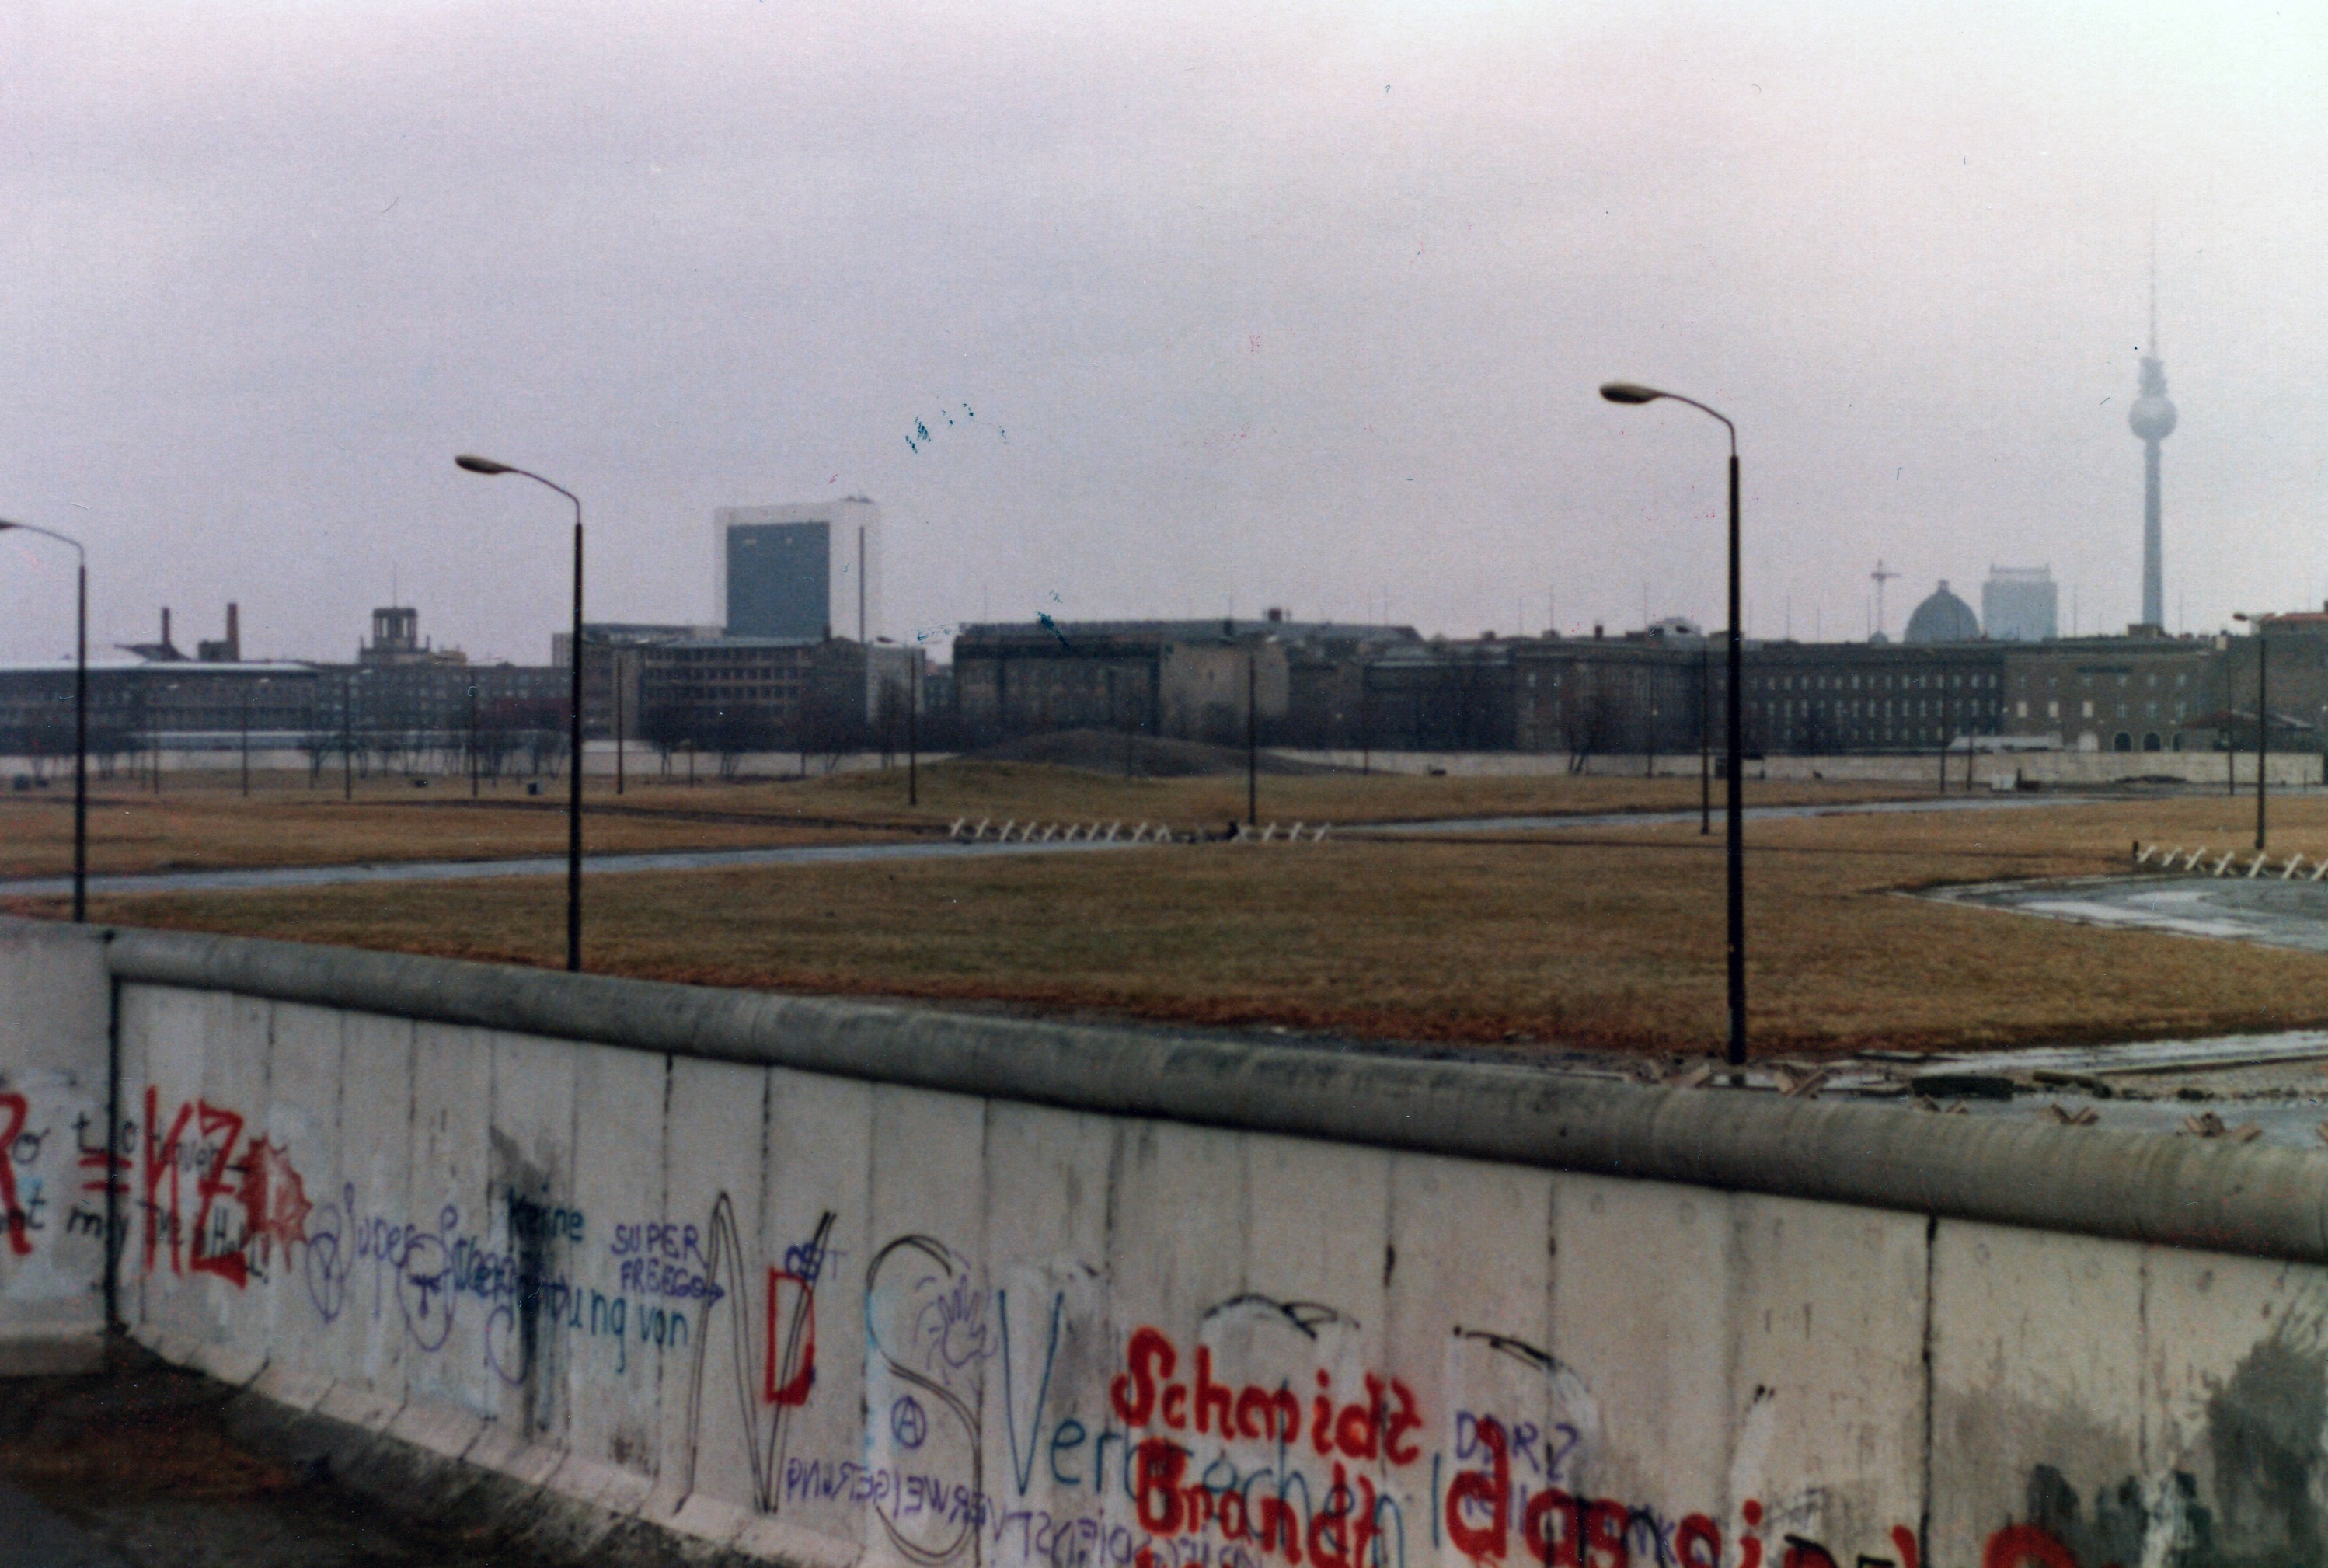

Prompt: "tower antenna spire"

[2149,221,2159,354]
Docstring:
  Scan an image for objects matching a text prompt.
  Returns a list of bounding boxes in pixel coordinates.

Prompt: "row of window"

[2019,699,2188,722]
[1760,699,1999,720]
[2030,670,2192,690]
[1754,671,1999,692]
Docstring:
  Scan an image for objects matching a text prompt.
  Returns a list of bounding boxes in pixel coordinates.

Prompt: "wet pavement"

[1932,872,2328,954]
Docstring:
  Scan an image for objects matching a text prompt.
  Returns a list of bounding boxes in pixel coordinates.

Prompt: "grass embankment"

[34,791,2328,1058]
[0,762,1917,879]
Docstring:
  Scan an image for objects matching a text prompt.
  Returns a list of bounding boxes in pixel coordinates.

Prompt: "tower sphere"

[2128,356,2176,441]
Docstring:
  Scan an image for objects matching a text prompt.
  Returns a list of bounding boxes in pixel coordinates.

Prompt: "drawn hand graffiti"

[869,1235,986,1567]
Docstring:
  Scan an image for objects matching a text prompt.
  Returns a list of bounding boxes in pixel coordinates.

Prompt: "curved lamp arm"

[1599,383,1737,456]
[0,518,86,561]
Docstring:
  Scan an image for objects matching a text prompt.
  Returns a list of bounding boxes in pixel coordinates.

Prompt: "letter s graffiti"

[866,1235,983,1566]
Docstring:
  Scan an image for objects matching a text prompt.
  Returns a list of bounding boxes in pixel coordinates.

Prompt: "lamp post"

[1600,382,1746,1067]
[876,637,921,806]
[2235,613,2269,851]
[456,454,586,972]
[1698,640,1711,835]
[612,644,626,797]
[150,681,173,794]
[1246,642,1259,828]
[0,521,88,921]
[239,678,270,798]
[342,670,359,802]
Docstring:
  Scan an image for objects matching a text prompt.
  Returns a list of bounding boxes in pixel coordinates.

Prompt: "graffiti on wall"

[11,1067,2326,1568]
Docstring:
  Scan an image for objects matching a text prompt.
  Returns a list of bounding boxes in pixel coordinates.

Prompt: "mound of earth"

[968,729,1347,778]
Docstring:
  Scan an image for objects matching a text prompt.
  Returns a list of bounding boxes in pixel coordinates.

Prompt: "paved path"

[0,836,1132,900]
[0,792,2096,901]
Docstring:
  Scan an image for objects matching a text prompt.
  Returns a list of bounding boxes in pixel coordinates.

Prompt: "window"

[2082,699,2093,718]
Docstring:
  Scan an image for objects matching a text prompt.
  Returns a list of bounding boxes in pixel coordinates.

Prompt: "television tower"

[2128,253,2177,629]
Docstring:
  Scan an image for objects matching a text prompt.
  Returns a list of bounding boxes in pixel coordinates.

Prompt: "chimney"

[161,607,170,648]
[225,602,240,661]
[1266,607,1284,623]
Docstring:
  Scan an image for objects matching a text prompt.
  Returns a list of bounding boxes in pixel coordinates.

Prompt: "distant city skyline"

[2,4,2323,667]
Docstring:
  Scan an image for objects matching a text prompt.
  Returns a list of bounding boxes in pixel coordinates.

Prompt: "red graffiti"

[1519,1486,1633,1567]
[186,1101,247,1286]
[134,1088,307,1288]
[0,1094,32,1256]
[1981,1524,2077,1568]
[1672,1515,1723,1568]
[1127,1437,1384,1568]
[1110,1327,1421,1462]
[236,1138,311,1266]
[1447,1412,1510,1559]
[765,1268,817,1406]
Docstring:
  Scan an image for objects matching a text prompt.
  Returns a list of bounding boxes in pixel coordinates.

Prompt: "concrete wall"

[0,922,110,1371]
[8,915,2328,1566]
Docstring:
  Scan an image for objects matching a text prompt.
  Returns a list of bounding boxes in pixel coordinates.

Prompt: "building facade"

[951,616,1414,747]
[1997,632,2218,753]
[715,500,882,643]
[1981,567,2058,642]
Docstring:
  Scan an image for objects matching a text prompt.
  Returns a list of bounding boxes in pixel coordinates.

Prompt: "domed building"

[1903,581,1981,643]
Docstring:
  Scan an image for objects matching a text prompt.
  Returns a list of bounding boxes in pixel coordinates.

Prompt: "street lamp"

[240,676,270,798]
[1600,382,1746,1067]
[342,668,359,801]
[1246,641,1259,828]
[0,521,88,922]
[2234,612,2270,851]
[1698,639,1711,835]
[455,453,586,972]
[876,637,921,806]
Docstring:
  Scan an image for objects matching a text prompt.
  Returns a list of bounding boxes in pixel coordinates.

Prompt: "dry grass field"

[0,776,883,880]
[714,758,1926,831]
[0,761,1918,880]
[29,785,2328,1058]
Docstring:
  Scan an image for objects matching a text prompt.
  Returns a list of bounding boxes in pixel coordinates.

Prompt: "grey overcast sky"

[0,0,2322,666]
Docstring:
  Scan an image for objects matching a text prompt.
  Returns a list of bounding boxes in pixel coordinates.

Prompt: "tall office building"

[714,500,883,641]
[1981,566,2058,642]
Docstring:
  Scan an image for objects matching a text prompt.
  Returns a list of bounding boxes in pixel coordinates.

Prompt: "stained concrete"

[21,918,2328,1566]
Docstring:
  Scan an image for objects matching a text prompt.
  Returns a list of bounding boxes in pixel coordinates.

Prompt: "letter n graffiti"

[765,1268,817,1406]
